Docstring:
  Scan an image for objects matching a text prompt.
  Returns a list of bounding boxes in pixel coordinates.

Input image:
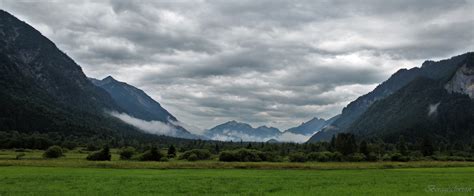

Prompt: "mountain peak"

[421,60,435,68]
[222,120,251,127]
[103,76,117,82]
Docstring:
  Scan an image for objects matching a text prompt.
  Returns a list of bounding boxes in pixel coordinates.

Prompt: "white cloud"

[277,132,311,143]
[109,111,178,136]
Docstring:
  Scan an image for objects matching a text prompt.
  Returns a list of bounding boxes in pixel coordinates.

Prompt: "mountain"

[205,121,281,141]
[308,53,470,142]
[90,76,198,139]
[348,53,474,144]
[284,115,339,136]
[90,76,177,122]
[0,10,192,143]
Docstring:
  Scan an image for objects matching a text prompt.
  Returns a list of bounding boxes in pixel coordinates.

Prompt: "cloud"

[277,132,312,143]
[428,102,441,117]
[207,129,310,143]
[208,130,273,142]
[2,0,473,134]
[109,111,179,136]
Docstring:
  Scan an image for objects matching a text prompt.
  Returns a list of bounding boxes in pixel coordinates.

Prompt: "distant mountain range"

[205,116,336,142]
[308,52,474,144]
[205,121,281,141]
[284,115,339,136]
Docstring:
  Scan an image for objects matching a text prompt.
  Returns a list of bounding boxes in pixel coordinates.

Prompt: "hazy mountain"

[205,121,281,141]
[308,53,470,142]
[90,76,177,122]
[90,76,199,139]
[284,115,339,136]
[0,10,194,142]
[308,52,474,143]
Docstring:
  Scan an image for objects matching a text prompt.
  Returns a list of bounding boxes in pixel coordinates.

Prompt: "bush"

[331,152,344,162]
[179,149,211,161]
[307,151,331,162]
[382,153,392,161]
[16,152,25,160]
[160,157,169,162]
[219,149,279,162]
[257,151,282,162]
[119,147,136,160]
[86,146,111,161]
[347,153,366,162]
[139,147,164,161]
[289,152,307,162]
[390,153,409,162]
[43,145,63,159]
[366,152,379,162]
[219,151,238,162]
[187,154,198,161]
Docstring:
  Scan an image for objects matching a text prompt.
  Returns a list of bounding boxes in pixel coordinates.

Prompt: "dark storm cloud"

[2,0,473,130]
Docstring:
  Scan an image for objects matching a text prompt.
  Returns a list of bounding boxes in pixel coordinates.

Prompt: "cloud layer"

[2,0,473,130]
[110,111,180,136]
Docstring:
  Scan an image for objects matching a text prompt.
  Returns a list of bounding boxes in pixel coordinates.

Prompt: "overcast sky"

[2,0,473,131]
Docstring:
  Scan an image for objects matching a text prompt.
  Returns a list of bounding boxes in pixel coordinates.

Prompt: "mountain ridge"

[308,52,471,142]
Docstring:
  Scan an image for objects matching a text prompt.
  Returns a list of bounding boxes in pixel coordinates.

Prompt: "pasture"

[1,149,474,195]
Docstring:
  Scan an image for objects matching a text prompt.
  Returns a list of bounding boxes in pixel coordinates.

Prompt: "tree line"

[25,131,474,162]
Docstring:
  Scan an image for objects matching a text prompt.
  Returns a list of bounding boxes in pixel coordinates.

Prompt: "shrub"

[16,152,25,160]
[331,152,344,162]
[347,153,366,162]
[257,151,282,162]
[86,146,111,161]
[160,157,169,162]
[219,149,279,162]
[43,145,63,159]
[119,147,136,160]
[139,147,164,161]
[179,149,211,161]
[390,153,409,162]
[219,151,238,162]
[289,152,307,162]
[187,154,198,161]
[307,151,331,162]
[366,152,379,162]
[382,153,392,161]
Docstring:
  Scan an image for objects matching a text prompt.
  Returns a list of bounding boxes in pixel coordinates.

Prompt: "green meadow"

[1,149,474,195]
[1,167,473,195]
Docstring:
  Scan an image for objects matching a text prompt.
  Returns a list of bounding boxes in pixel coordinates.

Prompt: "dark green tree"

[167,145,176,158]
[139,146,163,161]
[329,135,336,152]
[119,147,136,160]
[246,143,252,149]
[421,138,434,156]
[86,146,111,161]
[397,136,408,156]
[335,133,357,155]
[359,140,369,156]
[214,143,220,154]
[43,145,64,159]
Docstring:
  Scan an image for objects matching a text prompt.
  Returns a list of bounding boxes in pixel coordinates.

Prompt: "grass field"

[1,166,474,195]
[1,149,474,195]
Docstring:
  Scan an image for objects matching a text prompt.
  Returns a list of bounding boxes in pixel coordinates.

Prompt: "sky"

[1,0,473,132]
